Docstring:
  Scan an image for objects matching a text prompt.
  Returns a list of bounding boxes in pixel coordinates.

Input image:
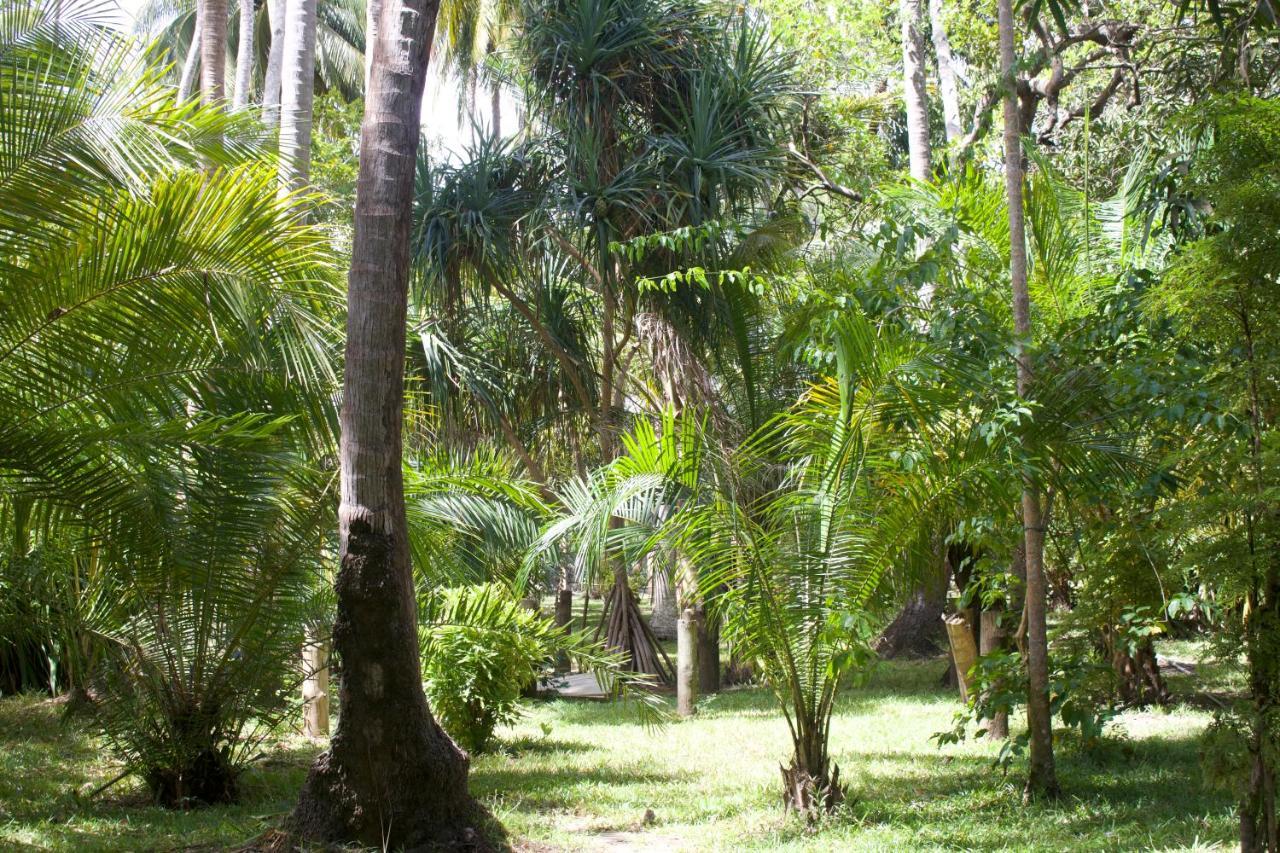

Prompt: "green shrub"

[419,583,653,753]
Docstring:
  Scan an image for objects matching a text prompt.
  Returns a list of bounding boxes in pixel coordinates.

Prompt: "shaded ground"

[0,647,1239,851]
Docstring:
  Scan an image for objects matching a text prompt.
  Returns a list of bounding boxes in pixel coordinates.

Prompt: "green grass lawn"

[0,655,1236,851]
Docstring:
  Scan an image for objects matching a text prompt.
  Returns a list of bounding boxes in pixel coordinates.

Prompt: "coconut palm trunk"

[263,0,285,127]
[277,0,317,197]
[289,0,483,845]
[231,0,254,110]
[177,4,202,102]
[997,0,1059,800]
[199,0,228,104]
[900,0,931,181]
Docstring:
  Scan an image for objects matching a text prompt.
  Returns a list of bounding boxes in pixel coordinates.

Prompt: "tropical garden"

[0,0,1277,848]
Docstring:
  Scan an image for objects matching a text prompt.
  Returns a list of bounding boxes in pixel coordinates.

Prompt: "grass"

[0,652,1238,851]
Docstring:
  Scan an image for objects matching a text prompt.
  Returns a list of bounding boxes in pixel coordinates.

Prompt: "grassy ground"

[0,651,1237,851]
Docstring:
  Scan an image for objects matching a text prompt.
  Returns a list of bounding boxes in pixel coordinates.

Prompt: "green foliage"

[419,583,659,753]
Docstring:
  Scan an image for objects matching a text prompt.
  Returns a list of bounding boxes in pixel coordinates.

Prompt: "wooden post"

[944,613,978,704]
[302,628,330,737]
[676,607,699,717]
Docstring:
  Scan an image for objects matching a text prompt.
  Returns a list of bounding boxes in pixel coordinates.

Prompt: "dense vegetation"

[1,0,1277,848]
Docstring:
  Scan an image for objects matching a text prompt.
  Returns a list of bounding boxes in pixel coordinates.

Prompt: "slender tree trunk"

[928,0,963,144]
[178,5,203,102]
[232,0,254,110]
[696,604,719,694]
[650,557,677,640]
[491,81,501,137]
[676,608,698,717]
[900,0,931,180]
[290,0,483,844]
[199,0,228,105]
[301,627,330,737]
[278,0,317,197]
[263,0,285,127]
[998,0,1058,801]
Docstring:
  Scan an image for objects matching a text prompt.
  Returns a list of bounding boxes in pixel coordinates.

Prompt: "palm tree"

[997,0,1058,800]
[0,0,340,800]
[416,0,805,679]
[232,0,254,108]
[289,0,484,846]
[278,0,317,196]
[200,0,228,102]
[899,0,930,179]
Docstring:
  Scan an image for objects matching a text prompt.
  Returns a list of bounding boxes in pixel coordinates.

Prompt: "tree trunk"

[553,583,573,673]
[696,604,719,694]
[676,608,698,717]
[178,5,202,103]
[278,0,317,198]
[199,0,228,105]
[301,628,330,737]
[900,0,931,180]
[877,554,949,658]
[290,0,483,844]
[649,558,677,641]
[980,609,1009,739]
[364,0,383,95]
[231,0,254,109]
[998,0,1059,801]
[263,0,285,127]
[944,612,978,703]
[491,80,501,137]
[928,0,963,144]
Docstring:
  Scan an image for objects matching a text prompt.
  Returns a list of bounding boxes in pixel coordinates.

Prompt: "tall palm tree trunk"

[928,0,963,144]
[232,0,254,110]
[900,0,931,181]
[290,0,483,845]
[997,0,1059,801]
[178,5,202,102]
[263,0,285,127]
[278,0,317,197]
[199,0,228,104]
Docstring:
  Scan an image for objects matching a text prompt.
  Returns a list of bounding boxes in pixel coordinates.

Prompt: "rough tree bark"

[231,0,254,109]
[262,0,285,127]
[289,0,484,844]
[900,0,931,180]
[199,0,227,104]
[998,0,1059,801]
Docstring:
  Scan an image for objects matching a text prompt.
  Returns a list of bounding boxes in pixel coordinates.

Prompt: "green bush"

[419,584,553,754]
[419,583,654,754]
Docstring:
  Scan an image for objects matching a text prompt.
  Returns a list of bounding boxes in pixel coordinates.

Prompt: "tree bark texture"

[289,0,484,844]
[278,0,317,198]
[998,0,1059,801]
[696,604,720,694]
[928,0,963,143]
[232,0,254,109]
[676,608,699,717]
[263,0,285,127]
[301,628,330,737]
[177,5,202,103]
[900,0,931,180]
[944,613,978,703]
[980,609,1009,739]
[650,558,677,641]
[199,0,227,105]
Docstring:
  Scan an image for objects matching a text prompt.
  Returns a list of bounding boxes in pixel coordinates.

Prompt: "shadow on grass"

[824,725,1232,850]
